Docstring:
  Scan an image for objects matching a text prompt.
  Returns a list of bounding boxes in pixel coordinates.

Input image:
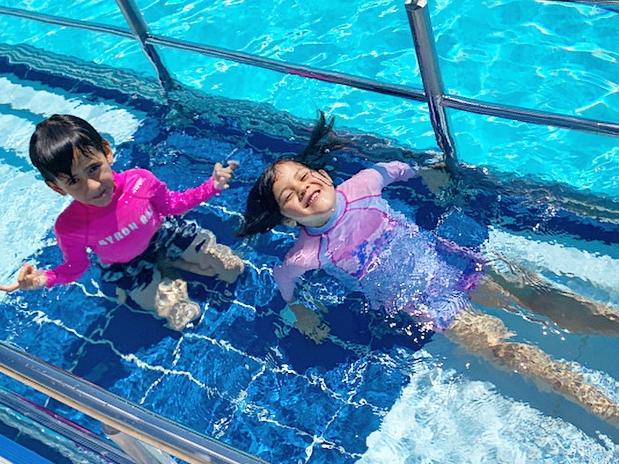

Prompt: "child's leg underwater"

[445,308,619,427]
[481,262,619,336]
[126,267,201,331]
[172,229,244,284]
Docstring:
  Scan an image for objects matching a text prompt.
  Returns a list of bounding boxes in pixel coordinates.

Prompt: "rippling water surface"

[0,2,618,463]
[0,0,617,196]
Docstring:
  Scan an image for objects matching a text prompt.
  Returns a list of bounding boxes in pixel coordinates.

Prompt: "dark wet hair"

[237,111,345,237]
[29,114,106,182]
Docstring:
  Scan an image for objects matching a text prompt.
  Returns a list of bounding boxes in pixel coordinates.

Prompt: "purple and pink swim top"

[43,169,221,287]
[273,161,485,332]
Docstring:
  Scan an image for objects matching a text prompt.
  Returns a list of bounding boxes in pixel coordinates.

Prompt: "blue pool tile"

[224,408,315,464]
[96,303,181,354]
[305,442,360,464]
[277,329,359,373]
[139,376,237,436]
[70,343,131,390]
[0,312,82,371]
[169,333,264,398]
[241,368,342,437]
[0,433,53,464]
[320,402,381,456]
[1,274,110,340]
[348,353,413,412]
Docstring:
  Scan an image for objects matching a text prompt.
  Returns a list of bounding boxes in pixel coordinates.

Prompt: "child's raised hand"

[0,263,46,293]
[212,160,239,191]
[427,160,447,170]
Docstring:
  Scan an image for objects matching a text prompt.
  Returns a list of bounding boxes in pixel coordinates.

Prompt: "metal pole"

[146,34,427,102]
[0,6,135,38]
[1,6,617,137]
[0,342,267,464]
[547,0,619,14]
[405,0,457,168]
[0,388,134,463]
[114,0,174,91]
[442,94,619,136]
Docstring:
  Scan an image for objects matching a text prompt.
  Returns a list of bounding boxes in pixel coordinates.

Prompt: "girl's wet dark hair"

[29,114,106,182]
[237,111,345,237]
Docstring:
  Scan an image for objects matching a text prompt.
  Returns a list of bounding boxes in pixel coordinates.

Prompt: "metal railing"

[405,0,456,167]
[0,0,618,461]
[0,342,266,464]
[0,0,617,159]
[0,387,134,463]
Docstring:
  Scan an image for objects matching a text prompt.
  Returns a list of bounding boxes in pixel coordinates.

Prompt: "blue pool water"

[0,1,618,463]
[0,0,618,197]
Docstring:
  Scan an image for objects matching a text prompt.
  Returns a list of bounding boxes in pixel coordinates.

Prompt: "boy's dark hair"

[237,111,345,237]
[29,114,106,182]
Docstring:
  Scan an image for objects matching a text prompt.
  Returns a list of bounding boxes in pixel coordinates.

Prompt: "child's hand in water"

[282,301,331,344]
[420,160,451,195]
[212,160,239,190]
[0,263,46,292]
[426,160,447,170]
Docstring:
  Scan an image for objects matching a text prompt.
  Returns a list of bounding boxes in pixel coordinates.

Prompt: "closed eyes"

[278,168,315,205]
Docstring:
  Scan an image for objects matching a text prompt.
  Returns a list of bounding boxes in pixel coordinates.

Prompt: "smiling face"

[47,142,115,207]
[272,160,337,228]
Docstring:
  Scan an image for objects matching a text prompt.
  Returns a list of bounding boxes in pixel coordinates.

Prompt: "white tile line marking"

[0,77,143,148]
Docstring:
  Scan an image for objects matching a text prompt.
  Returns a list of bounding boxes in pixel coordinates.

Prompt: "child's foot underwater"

[154,278,201,331]
[177,231,245,283]
[122,269,200,330]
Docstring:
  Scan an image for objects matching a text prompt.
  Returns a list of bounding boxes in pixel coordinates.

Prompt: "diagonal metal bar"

[114,0,174,91]
[443,95,619,136]
[0,5,135,38]
[145,34,427,102]
[0,342,268,464]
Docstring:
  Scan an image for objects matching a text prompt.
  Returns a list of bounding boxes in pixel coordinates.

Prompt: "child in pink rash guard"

[0,114,244,330]
[238,113,619,426]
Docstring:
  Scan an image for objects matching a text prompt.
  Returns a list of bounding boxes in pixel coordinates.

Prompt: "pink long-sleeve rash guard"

[43,169,221,287]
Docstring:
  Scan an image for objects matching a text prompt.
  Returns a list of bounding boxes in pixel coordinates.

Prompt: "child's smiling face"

[272,160,337,228]
[47,142,115,207]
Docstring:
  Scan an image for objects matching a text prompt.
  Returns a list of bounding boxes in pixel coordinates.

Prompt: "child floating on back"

[0,114,244,330]
[238,112,619,427]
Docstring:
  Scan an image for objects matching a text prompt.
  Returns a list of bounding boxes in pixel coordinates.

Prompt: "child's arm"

[373,161,419,187]
[344,161,419,196]
[42,231,91,287]
[151,161,238,215]
[349,160,448,196]
[273,262,310,303]
[272,236,321,302]
[0,232,89,291]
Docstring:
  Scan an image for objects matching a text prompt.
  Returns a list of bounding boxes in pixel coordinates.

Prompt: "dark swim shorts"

[97,216,203,293]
